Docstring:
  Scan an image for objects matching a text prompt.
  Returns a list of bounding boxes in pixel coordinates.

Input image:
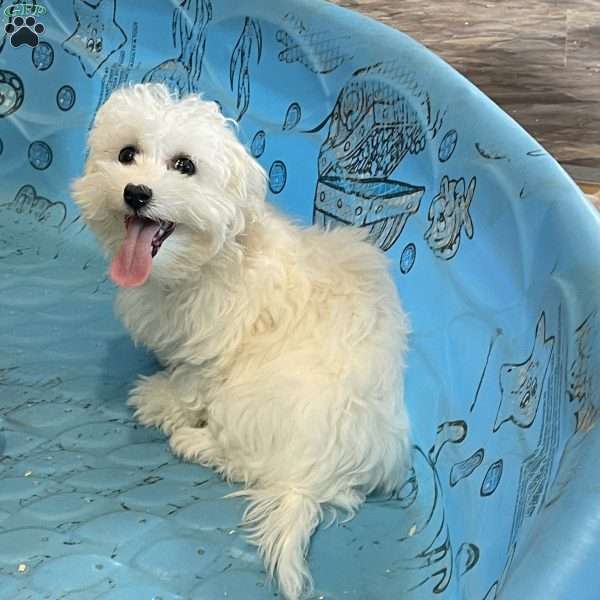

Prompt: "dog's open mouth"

[109,215,176,289]
[125,215,176,258]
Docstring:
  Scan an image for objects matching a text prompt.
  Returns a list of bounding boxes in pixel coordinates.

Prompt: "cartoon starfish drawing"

[63,0,127,78]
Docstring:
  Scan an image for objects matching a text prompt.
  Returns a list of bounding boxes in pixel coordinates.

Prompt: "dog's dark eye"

[172,156,196,176]
[118,146,137,164]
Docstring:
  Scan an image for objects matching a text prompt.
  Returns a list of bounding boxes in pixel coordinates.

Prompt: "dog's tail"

[228,487,322,600]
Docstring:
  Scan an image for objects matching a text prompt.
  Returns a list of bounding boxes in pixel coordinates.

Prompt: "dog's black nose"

[123,183,152,211]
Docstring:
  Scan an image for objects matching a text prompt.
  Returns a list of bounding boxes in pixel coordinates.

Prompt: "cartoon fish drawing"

[425,175,475,259]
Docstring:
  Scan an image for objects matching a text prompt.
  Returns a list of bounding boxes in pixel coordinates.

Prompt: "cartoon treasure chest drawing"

[312,62,441,251]
[314,176,423,251]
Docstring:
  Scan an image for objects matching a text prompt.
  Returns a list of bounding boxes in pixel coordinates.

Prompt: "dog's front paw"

[169,426,221,466]
[128,372,193,435]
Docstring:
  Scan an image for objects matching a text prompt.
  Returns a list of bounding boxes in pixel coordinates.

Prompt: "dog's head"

[72,84,266,288]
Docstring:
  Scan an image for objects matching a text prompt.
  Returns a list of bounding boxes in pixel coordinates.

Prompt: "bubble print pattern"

[32,41,54,71]
[28,141,53,170]
[56,85,76,111]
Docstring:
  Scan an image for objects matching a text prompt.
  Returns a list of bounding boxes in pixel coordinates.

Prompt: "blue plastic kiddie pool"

[1,1,600,598]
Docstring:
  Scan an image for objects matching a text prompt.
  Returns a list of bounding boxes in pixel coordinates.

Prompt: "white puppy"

[73,84,410,600]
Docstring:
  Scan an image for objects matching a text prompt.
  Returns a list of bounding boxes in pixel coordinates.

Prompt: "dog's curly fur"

[72,84,411,599]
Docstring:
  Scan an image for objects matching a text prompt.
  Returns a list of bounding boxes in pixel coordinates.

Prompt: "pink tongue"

[110,218,161,288]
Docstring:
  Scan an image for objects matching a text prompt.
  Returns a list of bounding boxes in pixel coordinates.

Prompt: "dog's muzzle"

[124,183,152,211]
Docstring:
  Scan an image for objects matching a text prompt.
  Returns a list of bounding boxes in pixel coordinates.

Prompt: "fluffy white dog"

[72,83,410,599]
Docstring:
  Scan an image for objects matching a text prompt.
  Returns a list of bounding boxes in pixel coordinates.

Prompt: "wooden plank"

[333,0,600,173]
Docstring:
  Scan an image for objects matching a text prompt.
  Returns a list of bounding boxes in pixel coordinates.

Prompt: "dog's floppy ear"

[222,123,267,233]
